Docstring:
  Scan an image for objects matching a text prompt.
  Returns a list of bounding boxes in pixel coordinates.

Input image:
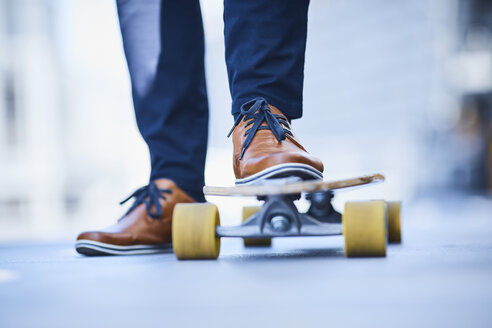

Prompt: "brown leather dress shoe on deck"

[228,97,324,184]
[75,178,194,256]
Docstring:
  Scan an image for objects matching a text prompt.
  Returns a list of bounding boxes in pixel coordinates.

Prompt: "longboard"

[172,173,401,260]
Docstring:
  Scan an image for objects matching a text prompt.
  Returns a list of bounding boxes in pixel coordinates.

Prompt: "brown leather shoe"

[229,97,324,184]
[75,178,194,256]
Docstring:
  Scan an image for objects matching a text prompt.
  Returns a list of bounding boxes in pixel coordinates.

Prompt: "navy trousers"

[116,0,309,201]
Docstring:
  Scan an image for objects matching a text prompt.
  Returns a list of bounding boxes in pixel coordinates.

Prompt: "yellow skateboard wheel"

[242,206,272,247]
[343,200,387,257]
[172,203,221,260]
[387,201,402,243]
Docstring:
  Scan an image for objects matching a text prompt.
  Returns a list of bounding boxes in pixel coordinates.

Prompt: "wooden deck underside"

[203,173,385,196]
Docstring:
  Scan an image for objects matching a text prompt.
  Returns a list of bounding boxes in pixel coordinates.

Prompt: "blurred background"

[0,0,491,241]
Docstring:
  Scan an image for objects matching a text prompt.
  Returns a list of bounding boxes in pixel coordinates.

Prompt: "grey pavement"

[1,193,492,328]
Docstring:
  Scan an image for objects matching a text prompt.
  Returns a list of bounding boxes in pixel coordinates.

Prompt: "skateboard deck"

[203,173,385,196]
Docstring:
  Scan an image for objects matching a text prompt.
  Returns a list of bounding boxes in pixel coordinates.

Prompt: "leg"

[76,0,207,256]
[224,0,309,120]
[118,0,208,202]
[224,0,323,184]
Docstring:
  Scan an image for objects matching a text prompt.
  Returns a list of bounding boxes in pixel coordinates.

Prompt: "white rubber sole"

[235,163,323,185]
[75,239,172,256]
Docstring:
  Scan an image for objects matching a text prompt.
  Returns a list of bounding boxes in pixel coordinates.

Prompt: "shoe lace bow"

[119,181,172,219]
[227,97,292,160]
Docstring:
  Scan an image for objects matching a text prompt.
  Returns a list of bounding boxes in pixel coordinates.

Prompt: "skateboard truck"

[215,182,343,238]
[306,191,342,223]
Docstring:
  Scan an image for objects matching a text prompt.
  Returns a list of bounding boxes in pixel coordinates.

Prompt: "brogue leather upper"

[77,179,194,246]
[231,101,324,179]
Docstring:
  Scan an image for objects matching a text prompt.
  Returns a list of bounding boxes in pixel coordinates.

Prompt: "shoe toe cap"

[76,230,105,242]
[242,151,324,176]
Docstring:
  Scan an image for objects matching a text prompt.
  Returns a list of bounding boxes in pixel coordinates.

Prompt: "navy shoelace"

[227,97,292,160]
[119,181,172,219]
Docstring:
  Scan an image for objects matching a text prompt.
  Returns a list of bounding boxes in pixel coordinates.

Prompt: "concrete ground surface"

[1,193,491,328]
